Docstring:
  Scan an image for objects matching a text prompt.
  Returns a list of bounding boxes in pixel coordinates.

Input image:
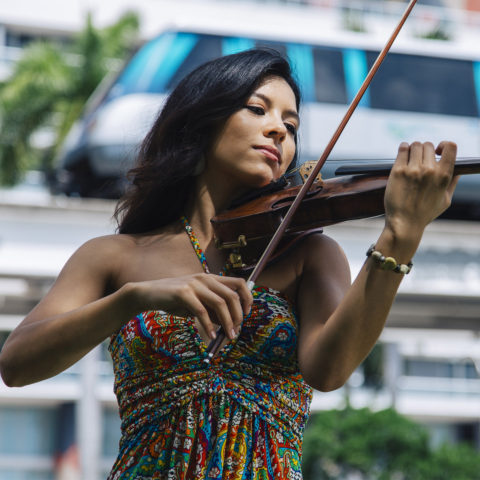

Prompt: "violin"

[212,158,480,273]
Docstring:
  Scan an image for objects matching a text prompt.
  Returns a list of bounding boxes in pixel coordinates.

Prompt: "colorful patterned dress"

[107,221,313,479]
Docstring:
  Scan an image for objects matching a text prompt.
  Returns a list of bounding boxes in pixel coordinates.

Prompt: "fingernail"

[210,330,217,340]
[231,328,237,339]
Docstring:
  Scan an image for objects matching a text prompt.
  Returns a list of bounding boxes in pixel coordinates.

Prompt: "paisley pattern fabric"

[107,220,312,479]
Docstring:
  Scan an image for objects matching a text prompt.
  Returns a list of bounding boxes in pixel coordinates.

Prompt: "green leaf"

[0,11,139,184]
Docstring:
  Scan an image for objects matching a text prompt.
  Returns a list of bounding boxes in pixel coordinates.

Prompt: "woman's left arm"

[296,141,458,392]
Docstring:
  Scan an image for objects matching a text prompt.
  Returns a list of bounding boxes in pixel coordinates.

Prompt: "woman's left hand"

[384,141,459,237]
[297,141,459,391]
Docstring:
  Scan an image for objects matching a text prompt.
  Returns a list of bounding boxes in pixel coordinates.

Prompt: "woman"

[0,49,458,479]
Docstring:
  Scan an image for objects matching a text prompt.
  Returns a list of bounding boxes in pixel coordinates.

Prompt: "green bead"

[383,257,397,270]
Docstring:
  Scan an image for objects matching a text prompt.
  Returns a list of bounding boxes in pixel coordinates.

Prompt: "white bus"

[52,4,480,217]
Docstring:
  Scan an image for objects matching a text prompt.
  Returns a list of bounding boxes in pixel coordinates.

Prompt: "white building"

[1,196,479,480]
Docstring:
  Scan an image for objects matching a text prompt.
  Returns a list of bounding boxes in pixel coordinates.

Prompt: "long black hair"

[115,48,301,234]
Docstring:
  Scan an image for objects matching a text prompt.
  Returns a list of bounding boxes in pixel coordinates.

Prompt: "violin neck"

[335,157,480,177]
[452,158,480,175]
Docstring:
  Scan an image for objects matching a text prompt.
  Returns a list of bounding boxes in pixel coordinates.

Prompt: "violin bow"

[206,0,418,359]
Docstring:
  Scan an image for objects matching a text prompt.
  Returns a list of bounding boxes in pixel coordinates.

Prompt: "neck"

[183,175,246,274]
[184,174,244,242]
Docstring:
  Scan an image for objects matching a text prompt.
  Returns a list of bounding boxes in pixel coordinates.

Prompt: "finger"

[394,142,410,168]
[435,140,457,156]
[180,293,217,341]
[194,282,239,340]
[436,141,457,172]
[172,277,232,340]
[421,141,436,167]
[408,141,424,166]
[218,276,253,316]
[205,278,246,333]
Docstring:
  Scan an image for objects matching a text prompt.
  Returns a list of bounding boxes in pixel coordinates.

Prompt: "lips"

[253,145,281,163]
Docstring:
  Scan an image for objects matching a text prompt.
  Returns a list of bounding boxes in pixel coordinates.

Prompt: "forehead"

[250,76,298,111]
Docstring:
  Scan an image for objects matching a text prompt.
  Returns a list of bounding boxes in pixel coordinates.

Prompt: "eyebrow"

[251,92,300,124]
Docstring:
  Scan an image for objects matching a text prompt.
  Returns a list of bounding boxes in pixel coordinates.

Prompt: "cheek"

[208,130,242,165]
[282,139,297,169]
[218,124,250,156]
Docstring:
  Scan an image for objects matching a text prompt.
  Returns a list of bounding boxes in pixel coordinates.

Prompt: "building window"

[0,406,56,479]
[5,29,71,49]
[102,407,122,459]
[101,406,122,476]
[404,358,479,379]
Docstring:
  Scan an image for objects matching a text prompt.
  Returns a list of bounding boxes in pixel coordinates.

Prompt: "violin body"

[212,173,388,271]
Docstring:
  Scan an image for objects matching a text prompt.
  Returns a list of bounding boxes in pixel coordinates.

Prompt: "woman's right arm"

[0,236,139,387]
[0,235,253,387]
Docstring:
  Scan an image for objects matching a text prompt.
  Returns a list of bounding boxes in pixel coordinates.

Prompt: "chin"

[244,167,279,188]
[245,177,274,190]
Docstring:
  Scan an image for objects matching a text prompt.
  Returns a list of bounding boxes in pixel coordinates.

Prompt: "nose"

[264,114,287,142]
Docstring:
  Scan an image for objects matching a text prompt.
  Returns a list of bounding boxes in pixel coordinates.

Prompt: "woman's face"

[204,76,299,193]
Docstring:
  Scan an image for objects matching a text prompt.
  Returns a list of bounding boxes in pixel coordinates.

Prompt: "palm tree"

[0,11,139,185]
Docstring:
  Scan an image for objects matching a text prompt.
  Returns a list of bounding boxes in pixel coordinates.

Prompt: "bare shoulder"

[78,232,137,255]
[299,232,350,276]
[259,232,350,298]
[70,233,134,267]
[299,230,342,251]
[295,232,350,330]
[55,233,141,289]
[21,233,141,320]
[294,231,351,313]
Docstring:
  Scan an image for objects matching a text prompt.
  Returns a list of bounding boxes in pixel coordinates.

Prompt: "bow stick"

[206,0,419,359]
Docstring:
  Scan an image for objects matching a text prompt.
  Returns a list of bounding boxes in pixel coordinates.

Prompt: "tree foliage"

[0,11,139,185]
[302,406,480,480]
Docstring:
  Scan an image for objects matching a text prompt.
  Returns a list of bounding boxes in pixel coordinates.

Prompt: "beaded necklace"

[180,215,228,276]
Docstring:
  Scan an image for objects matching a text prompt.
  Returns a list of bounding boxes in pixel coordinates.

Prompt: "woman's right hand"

[129,273,253,340]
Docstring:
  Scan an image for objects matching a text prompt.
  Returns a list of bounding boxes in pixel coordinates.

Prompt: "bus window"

[166,34,223,90]
[312,46,347,104]
[106,32,198,101]
[366,52,478,117]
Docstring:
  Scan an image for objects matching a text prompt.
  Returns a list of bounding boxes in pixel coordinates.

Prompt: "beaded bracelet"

[366,244,413,274]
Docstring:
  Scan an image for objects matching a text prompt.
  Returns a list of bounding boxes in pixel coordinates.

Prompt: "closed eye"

[245,104,297,134]
[245,105,265,115]
[285,123,297,135]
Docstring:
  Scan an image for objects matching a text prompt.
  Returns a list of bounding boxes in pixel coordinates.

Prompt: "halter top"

[107,219,313,479]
